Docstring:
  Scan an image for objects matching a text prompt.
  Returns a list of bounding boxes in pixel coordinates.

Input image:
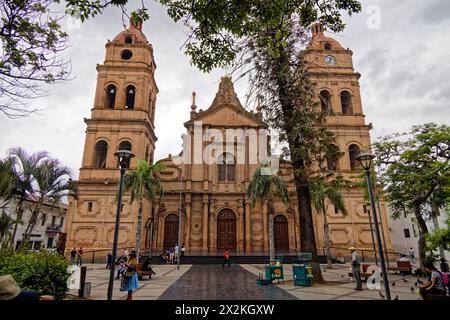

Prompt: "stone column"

[202,199,208,251]
[237,204,243,252]
[262,201,268,251]
[209,202,216,252]
[185,203,191,249]
[245,202,251,251]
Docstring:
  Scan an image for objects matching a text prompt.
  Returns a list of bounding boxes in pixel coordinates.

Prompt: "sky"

[0,0,449,179]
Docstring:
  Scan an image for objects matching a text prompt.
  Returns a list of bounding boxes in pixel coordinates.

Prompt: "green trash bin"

[293,252,313,286]
[264,260,284,284]
[292,263,313,286]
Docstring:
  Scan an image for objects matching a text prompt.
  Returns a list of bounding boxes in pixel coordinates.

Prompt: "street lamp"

[356,151,391,300]
[107,149,135,300]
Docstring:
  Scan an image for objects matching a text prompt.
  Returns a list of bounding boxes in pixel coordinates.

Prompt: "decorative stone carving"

[73,226,98,246]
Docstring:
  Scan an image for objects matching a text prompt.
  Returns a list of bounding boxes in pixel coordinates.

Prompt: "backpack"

[442,272,449,286]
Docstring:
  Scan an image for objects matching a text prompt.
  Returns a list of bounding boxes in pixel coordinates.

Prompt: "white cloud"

[0,0,448,177]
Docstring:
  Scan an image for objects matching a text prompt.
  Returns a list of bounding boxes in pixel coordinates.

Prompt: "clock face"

[324,55,337,66]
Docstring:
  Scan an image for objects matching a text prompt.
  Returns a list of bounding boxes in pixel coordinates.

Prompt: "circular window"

[121,50,133,60]
[324,43,332,50]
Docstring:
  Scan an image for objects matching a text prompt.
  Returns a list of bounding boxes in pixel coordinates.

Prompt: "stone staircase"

[141,254,341,265]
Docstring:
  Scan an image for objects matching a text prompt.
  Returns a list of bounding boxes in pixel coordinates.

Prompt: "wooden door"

[274,215,289,252]
[217,209,236,251]
[163,214,179,250]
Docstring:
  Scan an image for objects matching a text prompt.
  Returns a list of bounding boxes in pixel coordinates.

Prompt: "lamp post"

[366,207,378,265]
[356,152,391,300]
[107,149,134,300]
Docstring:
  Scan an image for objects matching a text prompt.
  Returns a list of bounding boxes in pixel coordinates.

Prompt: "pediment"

[185,104,266,128]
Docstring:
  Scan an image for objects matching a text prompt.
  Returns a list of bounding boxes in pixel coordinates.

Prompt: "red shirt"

[224,251,229,259]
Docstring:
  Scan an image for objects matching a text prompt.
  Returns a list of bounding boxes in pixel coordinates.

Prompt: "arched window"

[106,84,116,108]
[348,144,361,170]
[319,90,332,112]
[125,85,136,109]
[340,91,352,115]
[93,140,108,168]
[324,42,332,50]
[124,36,133,44]
[118,141,132,168]
[218,153,235,182]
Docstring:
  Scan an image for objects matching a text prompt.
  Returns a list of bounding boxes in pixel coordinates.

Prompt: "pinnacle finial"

[191,92,197,111]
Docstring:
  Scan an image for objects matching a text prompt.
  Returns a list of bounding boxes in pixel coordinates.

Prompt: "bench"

[136,263,153,280]
[348,264,380,281]
[397,261,412,275]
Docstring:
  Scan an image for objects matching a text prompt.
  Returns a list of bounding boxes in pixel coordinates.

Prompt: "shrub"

[0,248,69,300]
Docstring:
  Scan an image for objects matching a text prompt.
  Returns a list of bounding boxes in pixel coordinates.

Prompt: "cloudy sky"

[0,0,449,178]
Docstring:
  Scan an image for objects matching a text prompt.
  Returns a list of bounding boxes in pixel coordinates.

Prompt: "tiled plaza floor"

[158,265,298,300]
[67,263,423,300]
[242,264,422,300]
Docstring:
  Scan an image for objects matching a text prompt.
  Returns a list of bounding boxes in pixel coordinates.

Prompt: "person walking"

[419,262,447,300]
[222,248,231,268]
[349,247,362,290]
[174,244,179,264]
[120,250,139,300]
[169,247,175,264]
[409,247,416,265]
[70,248,77,264]
[77,247,83,266]
[106,253,113,270]
[181,244,185,257]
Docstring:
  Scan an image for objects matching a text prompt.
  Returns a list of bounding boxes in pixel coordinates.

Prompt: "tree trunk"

[268,201,275,262]
[323,209,332,268]
[10,197,24,248]
[296,182,324,281]
[430,203,446,261]
[413,204,429,269]
[135,202,143,258]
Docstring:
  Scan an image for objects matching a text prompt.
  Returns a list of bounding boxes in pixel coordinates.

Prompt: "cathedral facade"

[65,22,392,257]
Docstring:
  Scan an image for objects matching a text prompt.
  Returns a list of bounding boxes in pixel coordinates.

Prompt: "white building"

[2,197,67,251]
[388,208,449,263]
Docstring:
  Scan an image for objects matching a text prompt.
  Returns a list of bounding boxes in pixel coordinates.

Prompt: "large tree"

[0,0,71,118]
[124,160,164,257]
[247,167,291,261]
[374,123,450,268]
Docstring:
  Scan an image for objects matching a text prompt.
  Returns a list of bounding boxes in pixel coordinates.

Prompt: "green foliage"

[374,123,450,219]
[426,214,450,252]
[124,160,165,205]
[0,248,70,299]
[374,123,450,267]
[246,167,291,208]
[310,177,348,216]
[1,0,70,118]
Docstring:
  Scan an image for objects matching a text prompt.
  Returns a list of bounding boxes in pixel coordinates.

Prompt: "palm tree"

[247,167,291,261]
[124,160,165,257]
[7,148,49,248]
[0,159,15,209]
[310,178,348,268]
[20,157,75,247]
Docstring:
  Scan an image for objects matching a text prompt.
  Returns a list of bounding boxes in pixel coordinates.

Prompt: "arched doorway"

[274,215,289,252]
[163,214,179,250]
[217,209,236,251]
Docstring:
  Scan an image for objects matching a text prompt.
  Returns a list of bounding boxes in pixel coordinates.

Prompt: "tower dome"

[308,22,344,51]
[112,19,148,44]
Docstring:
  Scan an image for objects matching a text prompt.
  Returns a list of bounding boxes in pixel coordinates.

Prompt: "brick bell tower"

[304,23,392,255]
[65,20,158,255]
